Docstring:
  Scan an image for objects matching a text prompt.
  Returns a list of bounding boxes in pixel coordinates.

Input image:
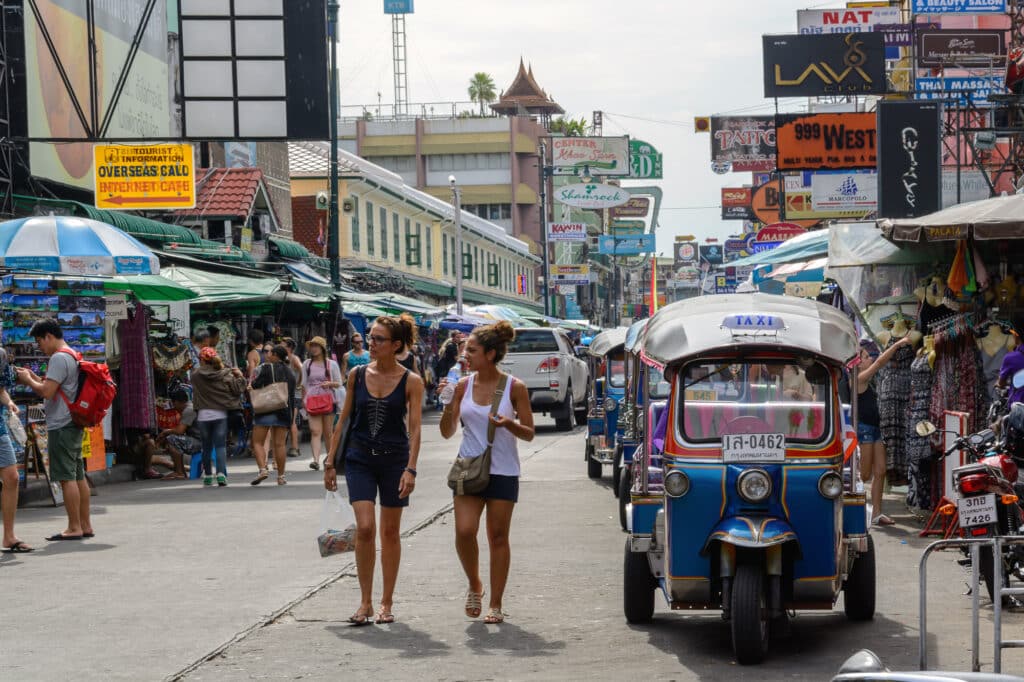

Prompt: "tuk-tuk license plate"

[721,433,786,463]
[957,494,998,528]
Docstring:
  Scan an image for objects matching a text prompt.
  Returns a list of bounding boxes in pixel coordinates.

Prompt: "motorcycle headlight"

[664,470,690,498]
[603,397,618,412]
[818,471,843,499]
[737,469,772,503]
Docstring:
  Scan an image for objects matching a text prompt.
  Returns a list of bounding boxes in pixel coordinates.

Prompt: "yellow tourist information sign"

[93,143,195,210]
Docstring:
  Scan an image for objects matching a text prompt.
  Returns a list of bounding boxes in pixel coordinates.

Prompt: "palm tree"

[549,116,589,137]
[467,72,497,116]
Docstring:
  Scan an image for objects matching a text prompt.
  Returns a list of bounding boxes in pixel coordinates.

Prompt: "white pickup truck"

[499,327,589,431]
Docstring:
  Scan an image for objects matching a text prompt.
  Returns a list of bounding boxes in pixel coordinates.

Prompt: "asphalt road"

[3,411,1022,681]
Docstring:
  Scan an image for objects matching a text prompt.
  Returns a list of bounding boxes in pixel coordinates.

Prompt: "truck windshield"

[508,330,559,354]
[678,360,831,444]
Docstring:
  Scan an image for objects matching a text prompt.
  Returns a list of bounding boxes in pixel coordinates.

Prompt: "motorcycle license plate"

[722,433,786,464]
[957,494,998,528]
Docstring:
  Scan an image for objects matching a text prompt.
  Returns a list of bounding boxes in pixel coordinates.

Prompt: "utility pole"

[327,0,340,291]
[450,176,463,315]
[539,141,551,317]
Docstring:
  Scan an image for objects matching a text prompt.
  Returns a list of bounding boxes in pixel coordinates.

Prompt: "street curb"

[16,463,134,507]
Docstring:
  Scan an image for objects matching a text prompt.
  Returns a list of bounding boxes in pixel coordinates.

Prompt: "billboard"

[911,0,1006,13]
[763,33,887,97]
[551,136,630,177]
[551,265,590,286]
[796,7,902,58]
[699,244,724,266]
[775,113,878,170]
[915,75,1003,107]
[810,171,877,216]
[554,183,630,209]
[721,187,754,220]
[629,139,663,179]
[673,241,698,268]
[710,116,776,172]
[547,223,587,242]
[877,101,942,219]
[751,181,820,228]
[916,29,1005,67]
[942,169,991,208]
[597,234,656,256]
[609,197,650,219]
[384,0,415,12]
[93,143,196,210]
[25,0,170,188]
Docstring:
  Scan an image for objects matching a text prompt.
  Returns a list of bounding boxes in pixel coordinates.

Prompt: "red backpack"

[56,348,117,428]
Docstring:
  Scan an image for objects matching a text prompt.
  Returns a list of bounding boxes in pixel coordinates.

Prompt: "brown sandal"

[464,590,484,618]
[375,606,395,624]
[483,608,505,624]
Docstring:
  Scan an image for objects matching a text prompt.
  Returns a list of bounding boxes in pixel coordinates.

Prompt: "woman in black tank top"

[324,314,424,626]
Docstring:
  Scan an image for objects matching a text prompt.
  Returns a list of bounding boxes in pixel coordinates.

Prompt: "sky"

[337,0,830,257]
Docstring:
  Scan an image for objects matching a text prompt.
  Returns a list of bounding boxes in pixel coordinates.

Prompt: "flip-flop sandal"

[83,532,95,539]
[2,541,34,553]
[287,448,301,458]
[375,607,395,624]
[309,460,320,470]
[465,590,484,618]
[348,608,373,626]
[277,475,287,486]
[250,469,269,486]
[45,533,83,541]
[483,608,505,624]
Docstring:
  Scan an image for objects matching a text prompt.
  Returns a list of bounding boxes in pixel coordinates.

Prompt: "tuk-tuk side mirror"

[915,421,937,437]
[594,377,606,402]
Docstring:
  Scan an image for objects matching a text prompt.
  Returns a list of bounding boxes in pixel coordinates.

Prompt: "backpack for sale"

[56,348,117,428]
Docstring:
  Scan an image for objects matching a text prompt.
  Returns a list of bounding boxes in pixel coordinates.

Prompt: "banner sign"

[611,220,645,234]
[876,24,913,48]
[629,139,663,179]
[775,112,877,170]
[942,169,991,208]
[763,33,887,97]
[797,7,902,57]
[674,241,698,267]
[915,75,1003,107]
[551,136,630,177]
[751,223,807,253]
[917,30,1005,67]
[550,264,590,286]
[555,182,630,209]
[710,116,776,172]
[547,222,586,242]
[699,244,724,266]
[751,181,820,228]
[609,197,650,219]
[810,171,878,215]
[911,0,1006,13]
[877,100,942,219]
[598,234,655,256]
[94,143,196,210]
[721,187,754,220]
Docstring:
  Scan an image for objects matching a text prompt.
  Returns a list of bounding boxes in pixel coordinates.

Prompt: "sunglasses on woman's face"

[367,334,392,344]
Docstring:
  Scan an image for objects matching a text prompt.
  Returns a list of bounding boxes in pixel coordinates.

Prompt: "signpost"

[93,143,195,210]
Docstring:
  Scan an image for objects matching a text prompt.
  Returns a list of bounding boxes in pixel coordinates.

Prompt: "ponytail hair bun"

[472,320,517,364]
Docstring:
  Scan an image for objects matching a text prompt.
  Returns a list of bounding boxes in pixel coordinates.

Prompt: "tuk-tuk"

[585,327,629,480]
[624,294,874,665]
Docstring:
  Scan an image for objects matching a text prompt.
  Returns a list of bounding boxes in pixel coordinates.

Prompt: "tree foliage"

[467,72,497,116]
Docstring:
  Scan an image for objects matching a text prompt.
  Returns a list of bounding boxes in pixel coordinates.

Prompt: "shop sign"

[93,143,196,210]
[775,112,877,171]
[555,182,630,209]
[551,264,590,285]
[547,222,587,242]
[699,244,724,266]
[797,8,903,59]
[917,30,1005,68]
[710,116,776,172]
[763,33,887,97]
[609,197,650,219]
[876,23,913,47]
[811,171,878,213]
[674,241,698,267]
[551,136,630,177]
[751,223,806,253]
[915,75,1003,107]
[751,181,820,228]
[724,237,750,259]
[924,225,969,241]
[877,101,942,219]
[598,234,655,256]
[721,187,754,220]
[911,0,1006,13]
[674,267,701,289]
[107,294,128,322]
[241,227,253,252]
[611,220,645,234]
[941,169,991,208]
[629,139,663,179]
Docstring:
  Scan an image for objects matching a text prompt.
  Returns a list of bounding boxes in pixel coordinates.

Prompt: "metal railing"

[339,101,496,122]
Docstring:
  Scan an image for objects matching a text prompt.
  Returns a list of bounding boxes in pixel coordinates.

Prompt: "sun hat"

[306,336,328,351]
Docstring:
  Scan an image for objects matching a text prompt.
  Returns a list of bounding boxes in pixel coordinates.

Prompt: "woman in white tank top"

[439,321,535,625]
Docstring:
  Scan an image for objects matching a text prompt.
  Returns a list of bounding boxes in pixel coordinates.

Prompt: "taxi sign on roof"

[93,143,195,210]
[722,314,786,332]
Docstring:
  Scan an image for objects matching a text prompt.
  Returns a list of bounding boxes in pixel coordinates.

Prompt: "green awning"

[408,277,454,299]
[462,288,542,311]
[342,301,389,318]
[269,236,313,260]
[160,265,281,304]
[104,275,197,302]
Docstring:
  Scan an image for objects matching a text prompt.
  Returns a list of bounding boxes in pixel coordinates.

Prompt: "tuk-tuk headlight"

[737,469,772,503]
[664,470,690,498]
[818,471,843,499]
[603,397,618,412]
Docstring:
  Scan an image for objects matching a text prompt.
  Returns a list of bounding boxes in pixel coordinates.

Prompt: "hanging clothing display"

[930,317,988,435]
[878,340,916,486]
[904,354,934,511]
[119,305,156,431]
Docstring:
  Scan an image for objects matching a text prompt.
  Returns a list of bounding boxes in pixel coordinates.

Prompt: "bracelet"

[404,467,417,477]
[324,464,335,471]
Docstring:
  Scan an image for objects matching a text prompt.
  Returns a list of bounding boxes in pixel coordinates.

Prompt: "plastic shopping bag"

[6,411,26,448]
[317,491,356,557]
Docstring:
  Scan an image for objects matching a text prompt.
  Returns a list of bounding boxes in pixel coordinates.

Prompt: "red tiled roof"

[175,167,264,219]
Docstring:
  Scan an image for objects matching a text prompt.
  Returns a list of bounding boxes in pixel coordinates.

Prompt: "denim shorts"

[344,446,410,508]
[0,433,16,468]
[254,413,290,428]
[454,474,520,503]
[857,423,882,444]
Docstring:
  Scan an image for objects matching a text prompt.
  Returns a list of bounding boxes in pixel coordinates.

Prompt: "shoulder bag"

[250,363,289,415]
[331,366,364,471]
[304,360,335,416]
[447,374,508,496]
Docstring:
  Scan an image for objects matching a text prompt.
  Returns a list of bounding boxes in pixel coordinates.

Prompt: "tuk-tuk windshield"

[679,360,830,444]
[608,351,626,388]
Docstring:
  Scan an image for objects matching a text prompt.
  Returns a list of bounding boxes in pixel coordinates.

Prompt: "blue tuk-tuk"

[624,294,874,665]
[585,327,629,480]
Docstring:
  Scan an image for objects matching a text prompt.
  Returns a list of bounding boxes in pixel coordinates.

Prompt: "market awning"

[728,229,829,268]
[284,262,334,298]
[879,193,1024,243]
[161,265,281,304]
[104,275,197,302]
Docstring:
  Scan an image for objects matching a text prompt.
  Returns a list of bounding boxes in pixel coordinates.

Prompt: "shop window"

[442,233,448,275]
[351,198,360,252]
[405,219,421,267]
[366,201,375,257]
[461,247,472,280]
[393,213,401,264]
[424,224,432,271]
[380,207,388,260]
[488,260,499,287]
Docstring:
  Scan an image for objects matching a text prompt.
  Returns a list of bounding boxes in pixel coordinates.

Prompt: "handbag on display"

[250,363,289,415]
[447,375,508,496]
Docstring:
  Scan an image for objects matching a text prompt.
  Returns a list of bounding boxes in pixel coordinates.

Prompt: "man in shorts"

[16,319,91,541]
[137,390,200,479]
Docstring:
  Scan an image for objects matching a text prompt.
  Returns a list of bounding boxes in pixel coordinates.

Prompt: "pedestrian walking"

[190,347,247,487]
[246,329,264,381]
[0,348,30,552]
[438,321,534,624]
[250,345,296,486]
[303,336,342,471]
[283,338,304,458]
[340,332,370,378]
[325,313,424,625]
[16,319,92,540]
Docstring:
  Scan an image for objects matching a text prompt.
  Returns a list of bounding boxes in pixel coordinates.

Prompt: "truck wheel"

[575,403,588,426]
[611,444,623,497]
[731,563,770,665]
[843,535,876,621]
[555,391,573,431]
[618,465,631,531]
[586,442,602,479]
[624,538,655,623]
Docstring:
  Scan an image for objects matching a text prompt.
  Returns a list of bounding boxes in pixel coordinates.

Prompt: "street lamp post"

[538,141,551,317]
[449,175,463,315]
[326,0,340,291]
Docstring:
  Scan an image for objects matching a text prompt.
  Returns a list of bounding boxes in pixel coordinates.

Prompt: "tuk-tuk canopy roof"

[641,293,858,367]
[624,318,649,354]
[587,326,630,357]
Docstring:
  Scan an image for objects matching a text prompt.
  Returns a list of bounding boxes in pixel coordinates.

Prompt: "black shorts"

[344,447,410,508]
[455,473,519,503]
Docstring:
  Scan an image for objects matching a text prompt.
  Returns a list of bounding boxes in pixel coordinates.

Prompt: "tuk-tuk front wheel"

[586,442,602,479]
[731,563,770,665]
[623,539,655,623]
[843,535,876,621]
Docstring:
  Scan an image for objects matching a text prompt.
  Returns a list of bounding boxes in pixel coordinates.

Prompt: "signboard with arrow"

[93,143,196,210]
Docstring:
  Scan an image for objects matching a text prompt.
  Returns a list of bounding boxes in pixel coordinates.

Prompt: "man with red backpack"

[16,319,93,541]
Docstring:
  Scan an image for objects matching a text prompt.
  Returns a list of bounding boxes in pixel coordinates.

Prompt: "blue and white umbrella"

[0,216,159,276]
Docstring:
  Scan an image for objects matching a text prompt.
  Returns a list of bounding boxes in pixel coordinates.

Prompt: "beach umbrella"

[0,216,160,276]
